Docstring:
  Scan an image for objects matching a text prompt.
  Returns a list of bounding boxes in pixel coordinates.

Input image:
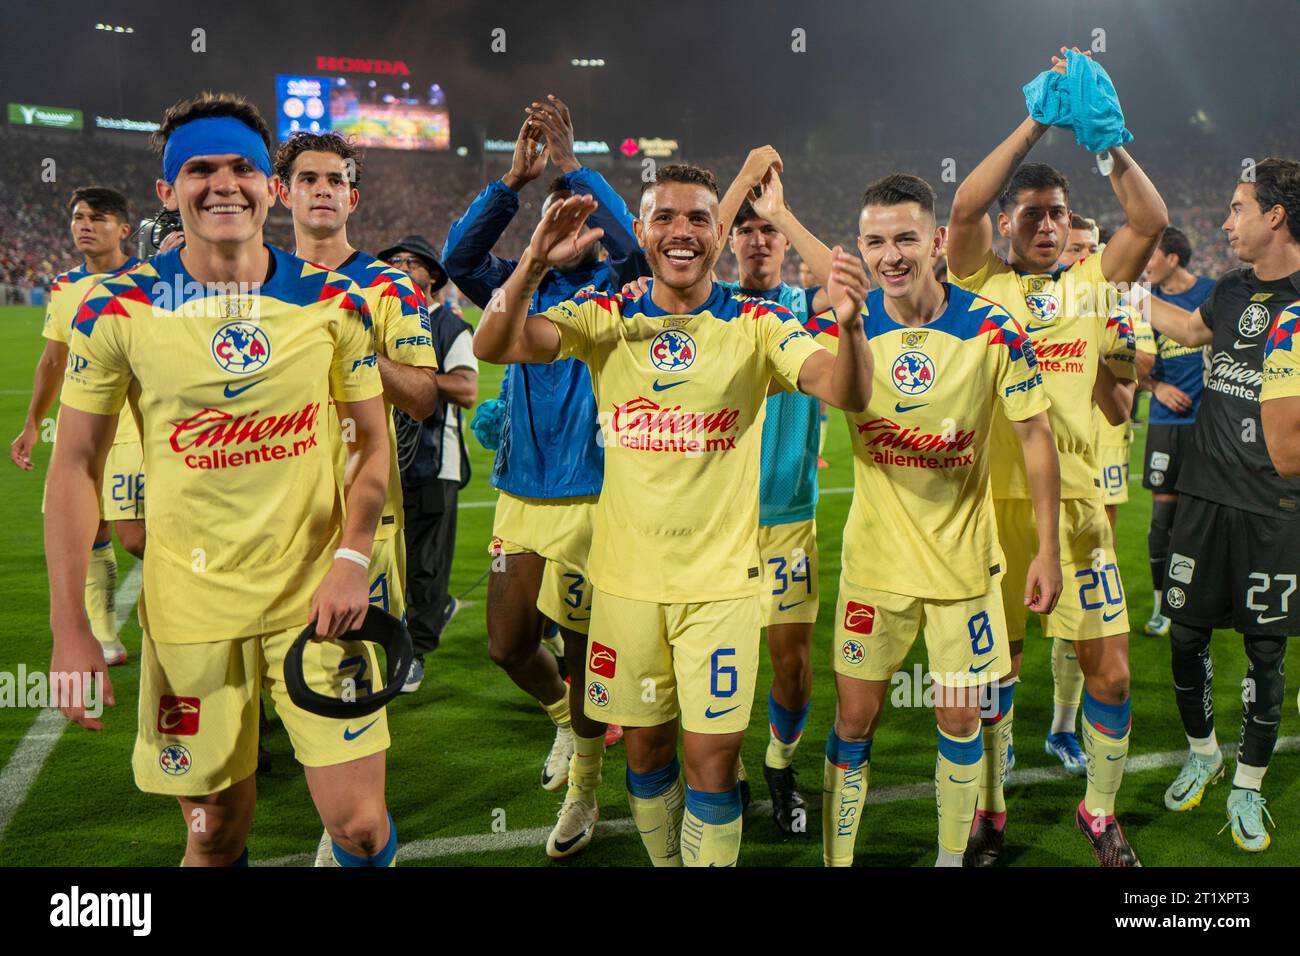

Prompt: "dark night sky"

[2,0,1298,157]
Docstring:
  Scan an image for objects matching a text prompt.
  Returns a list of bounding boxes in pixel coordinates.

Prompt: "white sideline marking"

[255,734,1300,866]
[456,487,853,510]
[0,560,142,847]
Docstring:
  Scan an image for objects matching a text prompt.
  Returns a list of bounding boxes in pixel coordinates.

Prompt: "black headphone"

[284,607,414,719]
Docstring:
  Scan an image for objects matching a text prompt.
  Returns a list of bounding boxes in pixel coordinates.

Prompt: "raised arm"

[794,247,872,413]
[1098,146,1170,284]
[947,117,1050,279]
[718,146,784,264]
[474,194,604,365]
[751,167,835,310]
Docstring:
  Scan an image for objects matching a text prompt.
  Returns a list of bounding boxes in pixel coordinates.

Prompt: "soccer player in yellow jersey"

[475,164,873,867]
[12,187,145,666]
[47,93,398,868]
[1263,302,1300,477]
[805,174,1062,866]
[947,49,1167,865]
[275,132,438,628]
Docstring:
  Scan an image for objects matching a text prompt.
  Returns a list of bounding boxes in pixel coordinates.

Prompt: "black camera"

[134,209,183,260]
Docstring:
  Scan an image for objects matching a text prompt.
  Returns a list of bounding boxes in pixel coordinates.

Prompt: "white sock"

[1187,731,1219,758]
[1152,590,1164,617]
[1233,761,1267,792]
[935,846,964,867]
[1050,703,1078,735]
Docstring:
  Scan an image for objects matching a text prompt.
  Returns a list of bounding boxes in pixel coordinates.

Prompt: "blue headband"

[162,116,272,183]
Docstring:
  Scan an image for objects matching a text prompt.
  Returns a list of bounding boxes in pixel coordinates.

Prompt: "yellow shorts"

[133,625,390,796]
[831,573,1011,687]
[995,497,1130,643]
[583,588,761,734]
[368,531,407,623]
[1096,442,1131,505]
[758,520,819,626]
[492,492,597,633]
[538,561,593,635]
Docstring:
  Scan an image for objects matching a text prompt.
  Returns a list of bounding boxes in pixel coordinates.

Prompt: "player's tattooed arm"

[1092,360,1137,426]
[46,407,118,730]
[751,168,836,311]
[1135,288,1213,347]
[11,339,68,470]
[1261,396,1300,478]
[1098,147,1169,285]
[947,116,1049,279]
[474,194,603,365]
[795,247,872,413]
[316,394,389,640]
[377,355,438,420]
[1009,411,1063,613]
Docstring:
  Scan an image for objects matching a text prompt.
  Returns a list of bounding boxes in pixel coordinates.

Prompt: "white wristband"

[334,548,370,569]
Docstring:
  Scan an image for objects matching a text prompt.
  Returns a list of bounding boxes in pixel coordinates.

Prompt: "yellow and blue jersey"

[718,281,821,526]
[542,281,824,604]
[804,285,1049,599]
[1263,301,1300,401]
[950,252,1136,500]
[60,245,382,644]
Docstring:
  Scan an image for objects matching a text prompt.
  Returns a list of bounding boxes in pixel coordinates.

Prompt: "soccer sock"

[566,731,605,800]
[1148,497,1176,601]
[332,814,398,867]
[541,691,571,729]
[85,540,118,646]
[1170,622,1214,739]
[1080,690,1131,819]
[1233,762,1268,792]
[626,758,685,866]
[1188,731,1220,757]
[681,785,744,867]
[765,691,810,770]
[1239,634,1287,772]
[822,731,871,867]
[935,726,983,858]
[1050,638,1083,735]
[975,680,1014,816]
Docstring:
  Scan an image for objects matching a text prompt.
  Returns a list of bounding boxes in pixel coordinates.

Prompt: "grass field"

[0,300,1296,867]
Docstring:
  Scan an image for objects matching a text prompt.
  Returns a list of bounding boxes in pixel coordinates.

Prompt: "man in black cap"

[380,234,479,691]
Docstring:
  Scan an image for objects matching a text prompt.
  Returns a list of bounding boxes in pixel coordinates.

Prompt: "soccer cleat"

[101,640,127,667]
[401,655,424,694]
[1219,788,1274,853]
[763,764,808,836]
[546,793,598,859]
[737,757,752,813]
[540,725,575,791]
[604,723,624,747]
[1044,732,1087,776]
[1075,803,1141,867]
[443,596,460,629]
[1164,750,1224,812]
[1144,612,1171,637]
[964,810,1005,867]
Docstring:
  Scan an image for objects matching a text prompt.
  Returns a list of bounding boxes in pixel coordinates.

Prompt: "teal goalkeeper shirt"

[720,280,822,526]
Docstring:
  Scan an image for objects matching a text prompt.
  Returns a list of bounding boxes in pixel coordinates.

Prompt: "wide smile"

[662,247,701,270]
[879,264,911,287]
[203,204,250,217]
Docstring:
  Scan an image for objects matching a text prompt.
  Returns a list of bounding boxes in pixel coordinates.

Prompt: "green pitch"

[0,302,1295,867]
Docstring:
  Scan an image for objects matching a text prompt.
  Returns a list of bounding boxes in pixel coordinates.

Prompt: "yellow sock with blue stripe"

[86,540,117,646]
[627,758,684,866]
[681,784,744,867]
[822,731,871,867]
[765,691,810,769]
[331,814,398,867]
[1080,690,1131,819]
[936,726,983,863]
[976,680,1015,818]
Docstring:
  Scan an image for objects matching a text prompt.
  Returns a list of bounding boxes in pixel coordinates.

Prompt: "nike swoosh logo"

[652,379,686,391]
[1257,614,1285,624]
[342,717,379,741]
[777,599,805,611]
[1105,754,1124,761]
[224,379,264,398]
[1234,815,1259,840]
[552,826,593,853]
[704,704,741,719]
[894,402,928,413]
[566,613,592,622]
[947,775,979,785]
[1024,324,1053,334]
[1233,340,1257,350]
[1102,608,1124,622]
[969,659,996,673]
